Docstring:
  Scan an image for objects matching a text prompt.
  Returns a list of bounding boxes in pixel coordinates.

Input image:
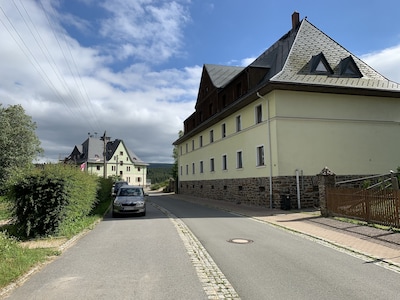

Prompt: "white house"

[66,136,148,185]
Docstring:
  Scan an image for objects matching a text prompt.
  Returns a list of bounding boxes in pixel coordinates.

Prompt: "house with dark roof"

[65,136,148,185]
[173,12,400,208]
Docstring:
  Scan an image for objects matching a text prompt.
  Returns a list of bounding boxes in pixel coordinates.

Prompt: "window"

[222,154,227,170]
[126,166,131,171]
[221,123,226,138]
[185,143,188,153]
[199,135,203,147]
[137,177,141,183]
[210,158,215,172]
[138,167,141,172]
[186,164,189,175]
[257,146,265,166]
[236,115,241,132]
[127,177,130,183]
[200,161,204,173]
[112,166,116,171]
[309,52,333,75]
[192,162,195,174]
[255,105,262,124]
[119,161,123,166]
[192,139,195,151]
[180,166,182,176]
[210,130,214,143]
[237,151,243,169]
[120,151,123,156]
[339,56,363,78]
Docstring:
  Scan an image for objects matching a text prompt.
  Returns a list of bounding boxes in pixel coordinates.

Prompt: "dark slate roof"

[67,137,146,165]
[204,64,244,88]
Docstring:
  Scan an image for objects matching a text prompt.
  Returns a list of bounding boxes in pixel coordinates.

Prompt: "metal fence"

[326,187,400,228]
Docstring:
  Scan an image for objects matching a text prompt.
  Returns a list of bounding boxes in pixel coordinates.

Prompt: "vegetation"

[147,163,173,184]
[0,104,43,192]
[0,164,113,289]
[0,232,58,289]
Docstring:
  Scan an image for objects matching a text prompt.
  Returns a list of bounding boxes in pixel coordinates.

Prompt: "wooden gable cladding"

[183,65,270,135]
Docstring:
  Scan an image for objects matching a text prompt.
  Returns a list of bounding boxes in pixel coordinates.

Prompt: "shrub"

[10,164,99,238]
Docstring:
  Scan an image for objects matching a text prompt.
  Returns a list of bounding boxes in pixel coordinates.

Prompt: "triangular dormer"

[339,56,363,78]
[309,52,333,75]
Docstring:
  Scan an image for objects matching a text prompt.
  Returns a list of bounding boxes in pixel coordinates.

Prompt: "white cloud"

[0,0,199,163]
[361,44,400,83]
[99,0,190,64]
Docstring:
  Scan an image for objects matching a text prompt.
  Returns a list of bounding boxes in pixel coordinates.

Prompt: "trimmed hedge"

[10,164,100,238]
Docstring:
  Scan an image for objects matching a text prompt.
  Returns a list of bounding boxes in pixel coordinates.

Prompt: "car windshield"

[119,188,143,197]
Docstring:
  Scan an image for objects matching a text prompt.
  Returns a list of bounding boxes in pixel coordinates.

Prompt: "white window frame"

[255,104,262,124]
[256,145,265,167]
[222,154,228,170]
[221,123,226,138]
[236,150,243,169]
[236,115,241,132]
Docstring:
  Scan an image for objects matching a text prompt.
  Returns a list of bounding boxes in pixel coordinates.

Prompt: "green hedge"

[10,164,100,238]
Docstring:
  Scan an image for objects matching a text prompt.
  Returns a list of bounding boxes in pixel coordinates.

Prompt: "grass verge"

[0,196,112,291]
[0,232,59,289]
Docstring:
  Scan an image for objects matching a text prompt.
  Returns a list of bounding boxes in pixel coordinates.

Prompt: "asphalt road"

[150,194,400,300]
[4,200,207,300]
[4,193,400,299]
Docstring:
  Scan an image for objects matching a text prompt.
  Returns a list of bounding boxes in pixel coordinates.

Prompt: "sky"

[1,0,400,164]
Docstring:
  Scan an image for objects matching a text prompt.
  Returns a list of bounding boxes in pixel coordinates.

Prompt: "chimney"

[292,11,300,29]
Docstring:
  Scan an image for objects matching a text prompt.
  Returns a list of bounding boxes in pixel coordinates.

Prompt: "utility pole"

[100,131,110,178]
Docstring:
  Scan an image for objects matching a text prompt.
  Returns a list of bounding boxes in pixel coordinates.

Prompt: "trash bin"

[280,194,291,210]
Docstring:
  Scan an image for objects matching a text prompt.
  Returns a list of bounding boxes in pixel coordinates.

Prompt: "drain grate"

[227,238,254,244]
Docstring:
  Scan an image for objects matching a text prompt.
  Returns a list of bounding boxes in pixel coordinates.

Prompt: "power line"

[0,1,102,132]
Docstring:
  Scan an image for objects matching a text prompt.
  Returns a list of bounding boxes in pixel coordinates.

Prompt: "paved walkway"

[167,194,400,270]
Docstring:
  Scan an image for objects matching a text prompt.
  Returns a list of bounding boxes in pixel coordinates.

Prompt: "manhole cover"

[227,238,254,244]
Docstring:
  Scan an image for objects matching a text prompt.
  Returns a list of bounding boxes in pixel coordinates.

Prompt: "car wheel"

[141,210,146,217]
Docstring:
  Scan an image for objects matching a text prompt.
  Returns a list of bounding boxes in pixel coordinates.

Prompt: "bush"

[9,164,99,238]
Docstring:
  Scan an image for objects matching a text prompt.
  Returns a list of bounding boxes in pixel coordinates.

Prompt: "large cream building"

[173,12,400,208]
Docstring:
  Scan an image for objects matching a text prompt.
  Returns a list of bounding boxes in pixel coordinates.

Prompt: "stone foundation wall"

[178,175,320,209]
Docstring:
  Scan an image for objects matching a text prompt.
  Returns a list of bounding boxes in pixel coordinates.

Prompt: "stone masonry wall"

[178,175,320,209]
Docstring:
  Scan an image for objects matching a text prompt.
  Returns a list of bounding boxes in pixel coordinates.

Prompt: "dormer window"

[309,53,333,75]
[339,56,363,78]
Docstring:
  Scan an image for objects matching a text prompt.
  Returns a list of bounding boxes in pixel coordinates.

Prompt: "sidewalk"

[166,193,400,270]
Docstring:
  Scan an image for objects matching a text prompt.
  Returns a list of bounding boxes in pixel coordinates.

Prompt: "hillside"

[147,163,173,184]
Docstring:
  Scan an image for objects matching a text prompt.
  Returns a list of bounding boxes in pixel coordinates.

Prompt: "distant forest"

[147,163,174,184]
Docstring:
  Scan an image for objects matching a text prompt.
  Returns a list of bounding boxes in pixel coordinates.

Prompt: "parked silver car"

[112,185,147,217]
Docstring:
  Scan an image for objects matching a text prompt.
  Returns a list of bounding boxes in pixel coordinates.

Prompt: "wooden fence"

[326,187,400,228]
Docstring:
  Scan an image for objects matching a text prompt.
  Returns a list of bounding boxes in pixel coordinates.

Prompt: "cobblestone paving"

[150,202,241,300]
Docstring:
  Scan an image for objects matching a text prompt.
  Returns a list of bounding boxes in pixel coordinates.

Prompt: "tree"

[0,104,43,191]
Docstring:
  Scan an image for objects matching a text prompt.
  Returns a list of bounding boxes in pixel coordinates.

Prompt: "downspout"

[257,92,273,209]
[296,169,301,209]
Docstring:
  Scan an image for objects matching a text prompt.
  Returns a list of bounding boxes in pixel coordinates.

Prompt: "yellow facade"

[178,90,400,182]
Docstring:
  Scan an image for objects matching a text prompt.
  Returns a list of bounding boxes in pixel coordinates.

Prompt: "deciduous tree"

[0,104,43,191]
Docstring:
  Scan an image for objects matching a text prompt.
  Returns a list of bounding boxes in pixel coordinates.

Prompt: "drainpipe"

[296,169,301,209]
[256,92,273,209]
